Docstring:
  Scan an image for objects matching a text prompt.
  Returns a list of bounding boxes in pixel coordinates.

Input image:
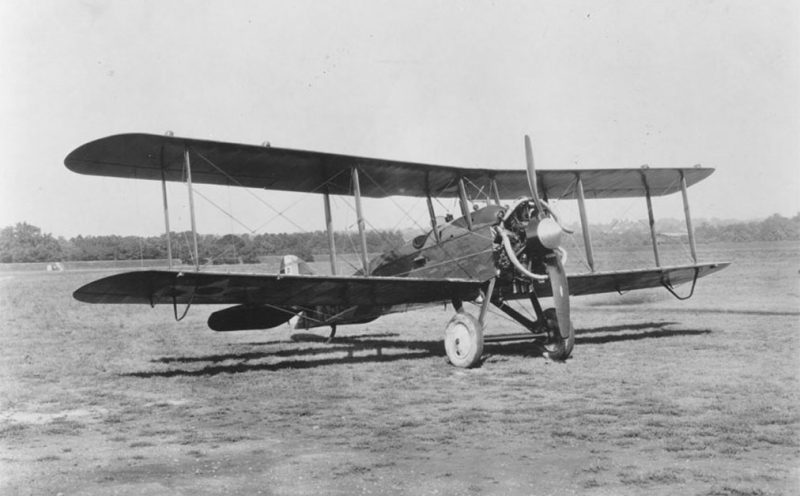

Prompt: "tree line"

[580,213,800,247]
[0,223,405,264]
[1,213,798,263]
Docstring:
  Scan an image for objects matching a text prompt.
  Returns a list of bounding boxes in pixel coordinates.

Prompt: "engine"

[494,199,563,280]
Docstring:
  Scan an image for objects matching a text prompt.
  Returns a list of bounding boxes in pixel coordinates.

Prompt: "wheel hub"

[451,323,471,358]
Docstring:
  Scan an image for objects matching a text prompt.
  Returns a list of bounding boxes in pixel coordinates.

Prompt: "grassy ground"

[1,241,798,495]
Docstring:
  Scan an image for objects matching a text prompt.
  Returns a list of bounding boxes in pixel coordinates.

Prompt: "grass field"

[1,241,798,495]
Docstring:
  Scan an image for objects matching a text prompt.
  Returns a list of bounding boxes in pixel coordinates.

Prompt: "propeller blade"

[544,255,572,341]
[524,135,544,212]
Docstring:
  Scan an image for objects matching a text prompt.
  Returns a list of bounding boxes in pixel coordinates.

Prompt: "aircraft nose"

[536,217,563,250]
[524,215,563,252]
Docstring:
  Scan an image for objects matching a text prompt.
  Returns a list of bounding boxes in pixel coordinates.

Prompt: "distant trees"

[0,224,406,264]
[0,223,63,263]
[695,213,800,243]
[568,213,800,248]
[0,214,797,263]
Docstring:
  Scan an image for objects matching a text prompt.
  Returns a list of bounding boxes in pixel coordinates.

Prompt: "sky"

[1,0,798,238]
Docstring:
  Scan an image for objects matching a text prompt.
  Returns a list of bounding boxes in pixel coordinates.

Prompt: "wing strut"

[575,173,595,272]
[490,178,501,206]
[457,178,473,230]
[351,167,370,275]
[425,171,441,244]
[478,277,497,326]
[322,188,338,274]
[641,169,661,267]
[680,171,698,263]
[159,135,173,269]
[426,193,441,244]
[185,146,201,271]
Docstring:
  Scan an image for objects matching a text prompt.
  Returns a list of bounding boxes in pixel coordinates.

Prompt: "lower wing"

[74,262,729,307]
[72,270,483,307]
[502,261,730,300]
[73,262,728,332]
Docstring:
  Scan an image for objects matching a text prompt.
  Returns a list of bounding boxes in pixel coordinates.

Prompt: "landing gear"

[444,279,495,368]
[326,324,337,343]
[493,295,574,361]
[444,311,484,368]
[541,307,574,360]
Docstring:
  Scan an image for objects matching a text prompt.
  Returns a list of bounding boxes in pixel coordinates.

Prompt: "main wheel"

[542,307,574,360]
[444,312,484,368]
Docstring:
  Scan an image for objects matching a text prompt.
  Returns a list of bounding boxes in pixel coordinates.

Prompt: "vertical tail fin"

[279,255,315,275]
[279,255,314,330]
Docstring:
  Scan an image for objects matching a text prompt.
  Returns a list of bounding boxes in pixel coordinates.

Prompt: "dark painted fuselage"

[296,205,505,329]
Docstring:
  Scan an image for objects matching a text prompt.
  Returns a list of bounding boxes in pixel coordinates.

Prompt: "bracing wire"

[181,231,196,267]
[250,169,350,233]
[359,167,429,234]
[193,149,309,232]
[132,181,146,268]
[194,148,355,234]
[191,148,368,267]
[462,176,490,204]
[346,169,412,252]
[192,188,256,233]
[329,195,364,274]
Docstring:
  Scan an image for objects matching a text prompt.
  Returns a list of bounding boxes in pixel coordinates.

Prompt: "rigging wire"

[462,176,490,204]
[181,231,197,267]
[346,170,409,252]
[193,149,309,232]
[250,169,350,233]
[359,167,429,235]
[192,188,256,233]
[329,195,364,274]
[131,181,145,267]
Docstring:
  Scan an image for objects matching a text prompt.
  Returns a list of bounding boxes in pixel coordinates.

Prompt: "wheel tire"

[542,308,574,360]
[444,312,484,368]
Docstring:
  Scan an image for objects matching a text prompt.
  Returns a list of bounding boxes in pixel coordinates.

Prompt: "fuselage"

[295,204,514,329]
[369,205,504,280]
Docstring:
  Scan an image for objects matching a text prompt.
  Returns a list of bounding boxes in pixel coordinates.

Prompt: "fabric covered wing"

[73,270,483,306]
[506,262,730,299]
[65,133,714,199]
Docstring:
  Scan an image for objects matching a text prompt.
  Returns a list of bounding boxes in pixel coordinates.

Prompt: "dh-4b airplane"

[65,133,730,367]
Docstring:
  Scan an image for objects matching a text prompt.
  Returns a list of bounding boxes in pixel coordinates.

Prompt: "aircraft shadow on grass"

[125,322,711,377]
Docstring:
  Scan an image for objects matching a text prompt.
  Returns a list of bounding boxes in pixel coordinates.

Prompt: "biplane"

[65,133,729,367]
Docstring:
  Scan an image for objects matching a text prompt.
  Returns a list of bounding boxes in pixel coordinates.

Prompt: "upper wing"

[65,133,714,199]
[73,270,483,306]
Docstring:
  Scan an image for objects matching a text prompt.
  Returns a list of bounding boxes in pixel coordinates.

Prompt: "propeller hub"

[536,217,563,250]
[522,213,563,253]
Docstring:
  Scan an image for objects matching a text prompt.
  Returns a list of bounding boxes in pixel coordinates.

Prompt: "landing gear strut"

[326,324,337,343]
[443,278,495,368]
[540,308,574,360]
[493,290,574,361]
